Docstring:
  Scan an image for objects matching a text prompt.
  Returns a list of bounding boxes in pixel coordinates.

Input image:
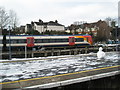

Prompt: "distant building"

[78,22,99,36]
[25,24,32,32]
[25,19,65,33]
[19,26,25,33]
[67,20,112,39]
[74,21,87,25]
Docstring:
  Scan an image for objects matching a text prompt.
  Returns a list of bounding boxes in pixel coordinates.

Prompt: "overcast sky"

[0,0,119,26]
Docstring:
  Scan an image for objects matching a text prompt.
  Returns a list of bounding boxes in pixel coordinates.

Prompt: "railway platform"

[1,65,120,89]
[0,52,120,89]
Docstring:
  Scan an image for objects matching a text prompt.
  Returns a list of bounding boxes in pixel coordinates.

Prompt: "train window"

[7,39,26,44]
[42,39,50,43]
[36,39,39,43]
[58,38,68,42]
[11,40,15,44]
[34,38,69,43]
[61,39,68,42]
[23,39,26,43]
[0,40,2,44]
[18,39,26,43]
[55,39,60,42]
[35,39,50,43]
[65,39,68,42]
[16,40,19,43]
[76,38,84,42]
[34,39,37,43]
[6,40,8,44]
[35,39,42,43]
[5,39,26,44]
[6,40,12,44]
[50,39,55,42]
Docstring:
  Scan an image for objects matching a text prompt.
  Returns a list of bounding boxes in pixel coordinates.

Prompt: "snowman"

[97,47,105,59]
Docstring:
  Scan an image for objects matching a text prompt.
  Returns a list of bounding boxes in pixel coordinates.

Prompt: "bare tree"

[0,7,10,30]
[105,17,116,27]
[0,7,19,31]
[9,10,19,31]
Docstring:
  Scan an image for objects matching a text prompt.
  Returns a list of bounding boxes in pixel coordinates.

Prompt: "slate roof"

[34,21,64,26]
[81,20,107,29]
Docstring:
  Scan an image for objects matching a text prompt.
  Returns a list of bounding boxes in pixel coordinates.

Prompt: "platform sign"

[69,37,75,45]
[27,37,34,47]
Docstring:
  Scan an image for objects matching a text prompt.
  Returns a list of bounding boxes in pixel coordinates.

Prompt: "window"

[0,40,2,44]
[34,38,69,43]
[42,39,50,43]
[35,39,42,43]
[6,39,26,44]
[75,38,84,42]
[50,39,55,42]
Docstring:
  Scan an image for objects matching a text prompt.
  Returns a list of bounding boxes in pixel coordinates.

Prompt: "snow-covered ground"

[0,52,120,82]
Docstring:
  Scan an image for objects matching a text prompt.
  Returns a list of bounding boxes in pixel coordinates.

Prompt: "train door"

[69,37,75,45]
[27,37,34,47]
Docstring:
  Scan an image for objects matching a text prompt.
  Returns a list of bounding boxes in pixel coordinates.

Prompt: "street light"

[8,26,11,60]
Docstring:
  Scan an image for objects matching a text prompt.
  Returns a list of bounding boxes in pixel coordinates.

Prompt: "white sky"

[0,0,119,26]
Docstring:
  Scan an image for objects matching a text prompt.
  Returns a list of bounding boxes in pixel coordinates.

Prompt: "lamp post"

[8,26,11,60]
[43,24,47,35]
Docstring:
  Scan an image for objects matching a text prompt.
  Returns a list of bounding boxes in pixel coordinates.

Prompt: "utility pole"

[118,1,120,28]
[116,1,120,51]
[9,26,11,60]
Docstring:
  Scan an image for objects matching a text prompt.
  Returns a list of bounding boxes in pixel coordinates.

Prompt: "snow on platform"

[0,52,120,83]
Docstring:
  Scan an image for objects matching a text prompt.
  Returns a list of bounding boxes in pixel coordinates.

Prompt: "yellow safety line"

[0,65,120,85]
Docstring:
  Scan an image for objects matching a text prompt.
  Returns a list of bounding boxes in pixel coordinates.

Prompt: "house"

[25,24,32,32]
[19,26,25,33]
[25,19,65,33]
[78,23,99,36]
[67,20,111,39]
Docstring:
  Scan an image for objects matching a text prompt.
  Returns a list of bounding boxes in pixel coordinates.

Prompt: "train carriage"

[1,34,93,51]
